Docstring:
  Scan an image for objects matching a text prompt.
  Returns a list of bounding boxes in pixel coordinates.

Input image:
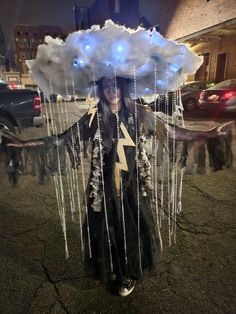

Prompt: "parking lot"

[0,102,235,313]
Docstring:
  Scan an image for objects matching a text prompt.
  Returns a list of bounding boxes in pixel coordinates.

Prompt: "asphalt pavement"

[0,103,235,313]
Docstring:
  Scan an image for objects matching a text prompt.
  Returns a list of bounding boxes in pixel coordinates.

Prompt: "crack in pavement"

[186,180,235,206]
[176,214,235,236]
[23,281,45,313]
[34,233,99,313]
[41,262,71,314]
[158,256,180,295]
[176,221,234,236]
[36,234,89,285]
[36,233,72,313]
[1,220,51,238]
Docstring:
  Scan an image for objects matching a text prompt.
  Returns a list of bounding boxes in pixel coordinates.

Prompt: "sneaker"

[119,278,136,297]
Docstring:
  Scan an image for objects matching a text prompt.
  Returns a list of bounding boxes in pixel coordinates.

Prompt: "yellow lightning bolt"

[88,104,97,128]
[115,122,135,193]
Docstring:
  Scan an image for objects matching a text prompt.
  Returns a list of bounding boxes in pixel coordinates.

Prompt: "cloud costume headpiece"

[27,20,202,98]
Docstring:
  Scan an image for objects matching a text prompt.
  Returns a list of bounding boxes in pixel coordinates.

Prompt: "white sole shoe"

[119,279,136,297]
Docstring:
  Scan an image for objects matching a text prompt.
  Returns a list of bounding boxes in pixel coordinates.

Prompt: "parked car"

[180,81,214,111]
[198,79,236,113]
[147,81,213,114]
[0,82,44,134]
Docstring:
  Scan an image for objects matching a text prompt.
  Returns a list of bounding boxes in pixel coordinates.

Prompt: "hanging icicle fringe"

[0,97,234,261]
[0,17,234,261]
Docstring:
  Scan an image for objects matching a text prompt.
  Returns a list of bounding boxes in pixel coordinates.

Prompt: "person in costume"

[82,76,159,296]
[0,20,234,297]
[1,74,233,297]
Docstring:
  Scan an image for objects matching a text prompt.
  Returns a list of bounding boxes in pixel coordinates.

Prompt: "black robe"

[81,103,158,283]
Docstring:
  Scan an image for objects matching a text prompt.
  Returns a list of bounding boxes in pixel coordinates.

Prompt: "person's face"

[102,78,122,107]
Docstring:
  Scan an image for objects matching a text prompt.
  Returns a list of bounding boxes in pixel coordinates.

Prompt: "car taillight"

[33,96,41,111]
[220,91,236,100]
[200,91,205,99]
[10,83,17,89]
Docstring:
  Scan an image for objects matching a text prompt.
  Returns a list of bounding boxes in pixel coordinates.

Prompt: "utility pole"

[73,3,90,30]
[73,3,79,31]
[0,54,11,71]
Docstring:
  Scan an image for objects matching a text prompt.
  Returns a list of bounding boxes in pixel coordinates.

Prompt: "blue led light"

[117,45,124,52]
[80,36,96,55]
[73,57,85,69]
[103,60,111,67]
[144,87,152,94]
[156,80,166,87]
[112,40,129,62]
[169,63,180,72]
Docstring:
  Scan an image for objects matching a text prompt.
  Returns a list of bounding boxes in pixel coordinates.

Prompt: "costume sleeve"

[134,103,234,173]
[0,112,91,185]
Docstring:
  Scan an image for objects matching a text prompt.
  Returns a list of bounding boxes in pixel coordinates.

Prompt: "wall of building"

[158,0,236,39]
[194,34,236,81]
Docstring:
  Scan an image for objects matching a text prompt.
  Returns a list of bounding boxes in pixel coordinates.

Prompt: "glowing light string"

[93,69,113,272]
[57,74,76,224]
[113,71,132,265]
[64,72,78,221]
[172,90,178,243]
[153,64,163,251]
[71,70,90,257]
[49,76,69,259]
[164,73,171,247]
[133,66,142,274]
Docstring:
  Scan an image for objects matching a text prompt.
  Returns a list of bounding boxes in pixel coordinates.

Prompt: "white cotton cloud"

[27,20,203,98]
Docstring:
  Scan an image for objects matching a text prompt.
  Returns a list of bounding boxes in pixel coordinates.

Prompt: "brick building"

[157,0,236,83]
[14,24,63,75]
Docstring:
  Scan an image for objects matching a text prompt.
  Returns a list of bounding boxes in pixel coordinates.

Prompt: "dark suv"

[0,83,44,133]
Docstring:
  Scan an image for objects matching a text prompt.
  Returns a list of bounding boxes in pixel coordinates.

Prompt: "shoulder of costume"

[74,105,98,127]
[124,97,152,113]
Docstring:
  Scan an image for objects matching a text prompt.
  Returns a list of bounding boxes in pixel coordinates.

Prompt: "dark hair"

[97,77,129,151]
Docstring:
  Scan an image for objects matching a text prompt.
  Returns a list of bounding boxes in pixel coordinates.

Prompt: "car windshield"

[209,79,236,90]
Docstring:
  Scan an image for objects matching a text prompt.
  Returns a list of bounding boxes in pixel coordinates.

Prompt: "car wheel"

[184,98,196,111]
[0,117,16,134]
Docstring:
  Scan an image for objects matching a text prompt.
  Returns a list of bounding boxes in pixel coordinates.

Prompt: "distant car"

[180,81,214,111]
[198,79,236,113]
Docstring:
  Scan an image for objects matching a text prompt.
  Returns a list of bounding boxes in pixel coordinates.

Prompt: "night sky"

[0,0,159,61]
